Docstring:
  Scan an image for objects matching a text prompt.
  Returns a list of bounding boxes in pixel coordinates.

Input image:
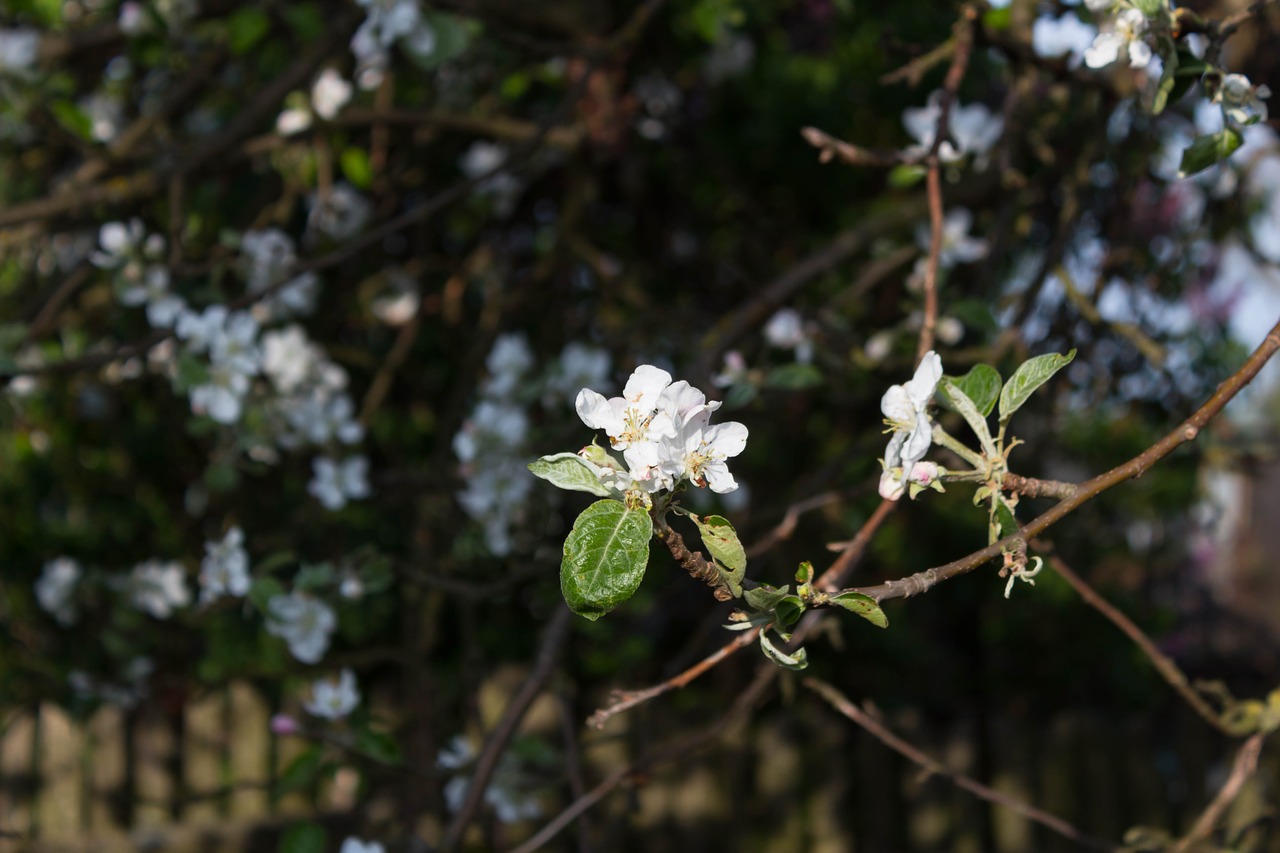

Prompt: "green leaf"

[760,629,809,671]
[997,350,1076,422]
[276,746,325,796]
[795,561,814,585]
[355,727,402,764]
[50,100,93,142]
[775,595,805,628]
[340,147,373,189]
[248,576,286,615]
[691,514,746,597]
[888,164,927,188]
[1178,129,1244,178]
[227,7,271,55]
[1151,38,1178,115]
[831,591,889,628]
[528,453,615,497]
[938,376,996,457]
[946,364,1002,418]
[278,822,326,853]
[993,496,1019,543]
[560,500,652,621]
[744,584,791,613]
[691,515,746,570]
[764,363,822,390]
[1130,0,1166,16]
[1169,47,1210,104]
[281,2,323,40]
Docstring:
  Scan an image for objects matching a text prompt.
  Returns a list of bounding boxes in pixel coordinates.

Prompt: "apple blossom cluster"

[130,559,192,619]
[350,0,439,90]
[575,365,749,496]
[199,527,250,605]
[95,220,373,513]
[303,668,361,719]
[266,590,337,664]
[438,735,544,824]
[277,67,354,136]
[878,351,944,502]
[454,335,611,555]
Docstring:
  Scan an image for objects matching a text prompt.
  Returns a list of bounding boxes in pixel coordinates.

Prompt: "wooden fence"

[1,678,1277,852]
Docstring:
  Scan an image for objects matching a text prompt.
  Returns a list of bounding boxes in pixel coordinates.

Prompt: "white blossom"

[575,365,677,451]
[262,325,319,394]
[35,557,81,626]
[879,351,943,501]
[309,455,372,510]
[311,68,353,120]
[903,92,1003,163]
[199,527,249,604]
[0,29,40,76]
[304,668,360,719]
[1217,73,1270,127]
[764,308,814,363]
[916,207,989,268]
[1084,8,1152,70]
[266,592,336,664]
[307,183,371,241]
[131,560,191,618]
[339,839,385,853]
[1032,14,1098,67]
[190,362,251,424]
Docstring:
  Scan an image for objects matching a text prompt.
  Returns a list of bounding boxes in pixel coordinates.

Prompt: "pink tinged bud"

[270,714,300,736]
[909,462,939,486]
[878,471,905,501]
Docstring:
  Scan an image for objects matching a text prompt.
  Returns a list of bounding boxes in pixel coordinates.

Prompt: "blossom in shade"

[303,669,360,719]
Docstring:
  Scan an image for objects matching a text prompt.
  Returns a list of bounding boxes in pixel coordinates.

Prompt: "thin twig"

[512,664,777,853]
[841,317,1280,604]
[1168,733,1266,853]
[440,606,573,851]
[746,489,846,558]
[800,126,905,167]
[1044,551,1229,734]
[916,5,977,365]
[804,677,1114,850]
[1001,474,1078,501]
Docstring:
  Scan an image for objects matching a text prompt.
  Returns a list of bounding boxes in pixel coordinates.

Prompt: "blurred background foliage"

[1,0,1279,849]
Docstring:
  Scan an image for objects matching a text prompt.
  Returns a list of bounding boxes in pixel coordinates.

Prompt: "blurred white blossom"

[131,560,191,618]
[304,668,360,719]
[199,527,250,604]
[35,557,81,626]
[266,592,336,664]
[310,455,371,510]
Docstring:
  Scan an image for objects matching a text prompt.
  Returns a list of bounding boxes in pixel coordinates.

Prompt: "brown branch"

[653,514,733,601]
[746,489,846,558]
[1002,474,1078,501]
[1044,551,1229,734]
[440,606,573,852]
[586,499,895,729]
[332,108,585,150]
[513,664,777,853]
[800,126,905,168]
[804,678,1114,850]
[844,317,1280,604]
[1168,733,1266,853]
[916,4,977,365]
[586,628,760,730]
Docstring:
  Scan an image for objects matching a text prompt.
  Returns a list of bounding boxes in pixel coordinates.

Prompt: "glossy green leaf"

[560,500,652,621]
[1178,129,1243,178]
[888,164,927,188]
[50,100,93,142]
[945,364,1002,418]
[248,576,286,615]
[775,595,805,628]
[832,591,888,628]
[279,822,326,853]
[939,377,996,456]
[528,453,615,497]
[998,350,1076,422]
